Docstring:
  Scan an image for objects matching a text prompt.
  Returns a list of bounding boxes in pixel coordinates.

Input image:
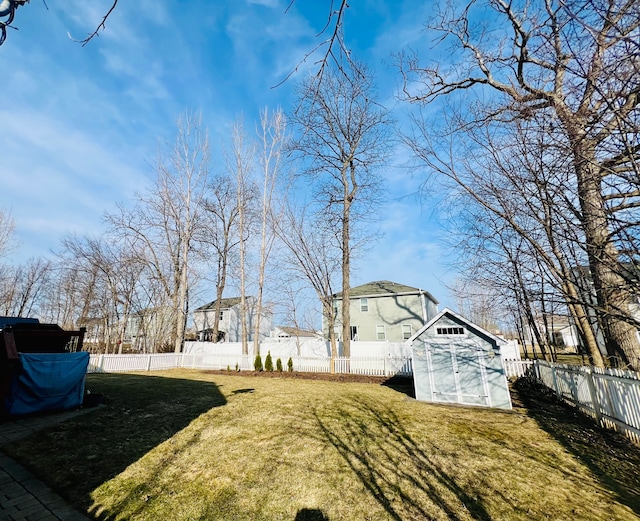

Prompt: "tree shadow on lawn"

[512,377,640,516]
[2,373,226,519]
[312,395,493,521]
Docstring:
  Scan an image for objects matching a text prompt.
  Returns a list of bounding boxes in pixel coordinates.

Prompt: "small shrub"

[276,358,283,372]
[235,362,239,372]
[265,351,274,372]
[254,354,263,372]
[227,365,231,372]
[287,357,293,372]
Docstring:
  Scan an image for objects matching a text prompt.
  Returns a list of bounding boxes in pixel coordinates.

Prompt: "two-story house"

[193,296,273,343]
[326,280,439,342]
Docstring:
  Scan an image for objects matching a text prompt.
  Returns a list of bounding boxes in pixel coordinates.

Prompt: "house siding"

[329,291,438,343]
[193,297,272,343]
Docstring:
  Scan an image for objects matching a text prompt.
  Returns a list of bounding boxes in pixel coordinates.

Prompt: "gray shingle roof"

[194,297,243,312]
[334,281,438,303]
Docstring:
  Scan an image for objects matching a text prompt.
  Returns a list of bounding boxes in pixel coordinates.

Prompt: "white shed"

[409,308,512,410]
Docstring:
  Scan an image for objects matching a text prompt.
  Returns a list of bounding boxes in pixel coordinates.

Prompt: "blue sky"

[1,0,458,309]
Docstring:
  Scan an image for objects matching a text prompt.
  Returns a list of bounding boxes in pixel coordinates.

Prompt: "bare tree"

[289,65,391,357]
[274,200,341,365]
[410,109,611,365]
[60,234,145,353]
[228,119,255,356]
[106,112,210,353]
[253,107,288,354]
[0,207,15,258]
[201,173,241,343]
[402,0,640,368]
[0,257,51,318]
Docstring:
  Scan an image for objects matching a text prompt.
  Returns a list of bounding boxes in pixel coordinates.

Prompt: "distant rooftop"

[195,297,243,312]
[276,326,317,338]
[334,281,439,303]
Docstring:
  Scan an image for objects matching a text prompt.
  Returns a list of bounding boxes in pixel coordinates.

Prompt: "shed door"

[430,346,488,406]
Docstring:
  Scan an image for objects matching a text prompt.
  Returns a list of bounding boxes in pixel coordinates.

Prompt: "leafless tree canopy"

[403,0,640,368]
[289,64,391,358]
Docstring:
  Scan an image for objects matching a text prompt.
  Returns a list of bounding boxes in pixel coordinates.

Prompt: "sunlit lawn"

[3,369,640,520]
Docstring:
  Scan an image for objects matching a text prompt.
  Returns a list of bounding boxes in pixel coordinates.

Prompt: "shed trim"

[406,307,506,346]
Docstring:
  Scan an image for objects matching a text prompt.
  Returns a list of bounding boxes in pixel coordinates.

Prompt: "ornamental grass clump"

[265,352,274,372]
[254,354,263,372]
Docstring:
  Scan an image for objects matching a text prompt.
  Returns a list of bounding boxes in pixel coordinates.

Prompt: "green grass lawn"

[3,370,640,520]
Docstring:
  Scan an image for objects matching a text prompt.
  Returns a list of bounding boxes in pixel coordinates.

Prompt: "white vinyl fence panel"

[88,353,183,373]
[86,352,415,377]
[88,352,527,378]
[533,360,640,445]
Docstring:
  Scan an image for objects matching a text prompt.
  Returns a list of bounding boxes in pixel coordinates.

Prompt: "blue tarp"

[4,352,89,416]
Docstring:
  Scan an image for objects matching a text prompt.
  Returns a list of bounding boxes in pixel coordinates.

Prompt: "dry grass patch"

[3,369,640,520]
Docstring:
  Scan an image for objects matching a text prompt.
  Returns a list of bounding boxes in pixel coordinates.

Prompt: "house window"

[350,325,359,341]
[436,326,465,336]
[402,324,412,340]
[360,298,368,312]
[219,311,224,321]
[376,325,386,340]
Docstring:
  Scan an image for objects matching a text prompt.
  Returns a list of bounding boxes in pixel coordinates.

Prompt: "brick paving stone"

[1,409,96,521]
[25,511,59,521]
[13,502,46,519]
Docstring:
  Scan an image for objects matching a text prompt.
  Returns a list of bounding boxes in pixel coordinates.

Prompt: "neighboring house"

[193,296,273,343]
[409,308,512,410]
[270,326,320,341]
[526,313,582,354]
[570,263,640,353]
[126,307,175,352]
[78,308,175,353]
[326,280,439,343]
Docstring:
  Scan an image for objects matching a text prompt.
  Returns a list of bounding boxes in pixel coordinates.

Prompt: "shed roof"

[334,280,439,303]
[407,307,505,345]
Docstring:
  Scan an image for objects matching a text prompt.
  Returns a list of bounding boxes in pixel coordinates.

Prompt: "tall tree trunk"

[323,298,338,372]
[572,141,640,368]
[341,175,352,359]
[238,164,249,356]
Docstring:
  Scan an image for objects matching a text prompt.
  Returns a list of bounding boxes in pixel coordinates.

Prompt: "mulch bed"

[201,369,398,385]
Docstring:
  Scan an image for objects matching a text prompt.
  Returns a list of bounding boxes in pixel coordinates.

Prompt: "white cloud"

[0,0,459,310]
[247,0,279,7]
[1,107,150,261]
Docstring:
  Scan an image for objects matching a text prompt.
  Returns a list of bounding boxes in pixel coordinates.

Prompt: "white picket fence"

[503,359,534,378]
[88,353,415,377]
[532,360,640,445]
[88,352,530,378]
